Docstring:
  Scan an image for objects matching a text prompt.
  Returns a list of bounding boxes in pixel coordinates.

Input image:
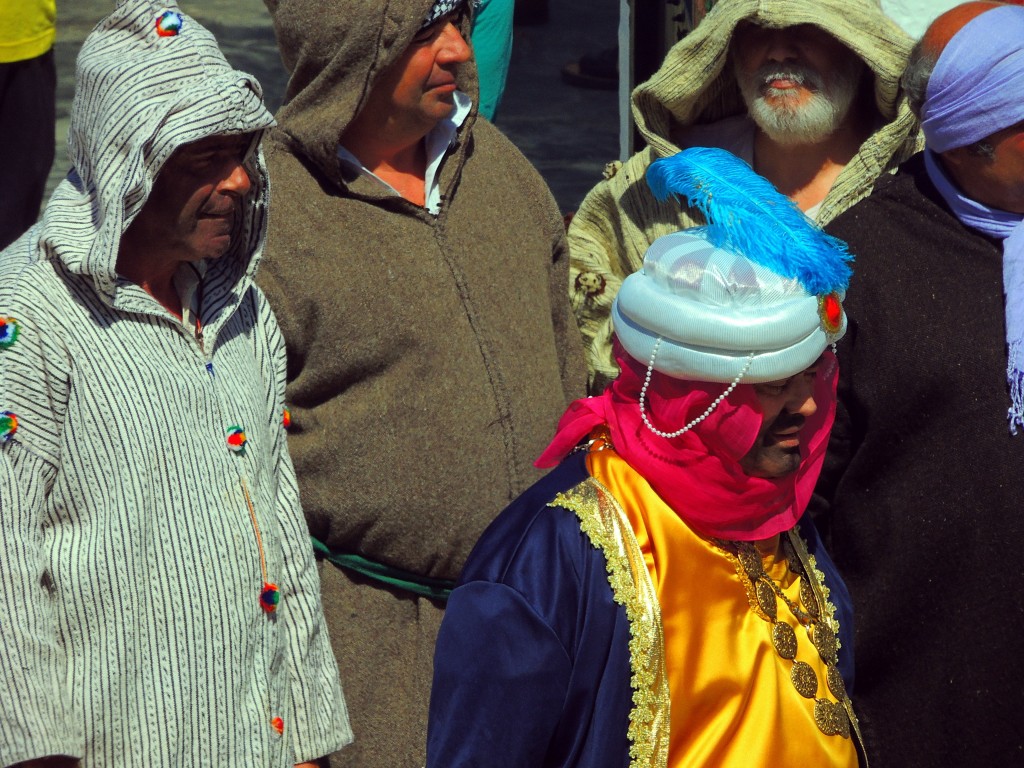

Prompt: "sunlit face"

[371,11,472,132]
[739,356,823,479]
[942,121,1024,214]
[122,133,254,265]
[732,23,864,145]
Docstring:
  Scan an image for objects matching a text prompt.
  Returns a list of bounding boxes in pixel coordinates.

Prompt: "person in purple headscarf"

[814,3,1024,766]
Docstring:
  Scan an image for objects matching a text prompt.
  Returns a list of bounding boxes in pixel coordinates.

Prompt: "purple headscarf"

[921,4,1024,434]
[920,5,1024,153]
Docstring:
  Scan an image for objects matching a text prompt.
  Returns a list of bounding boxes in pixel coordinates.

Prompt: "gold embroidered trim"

[550,479,669,768]
[789,528,868,766]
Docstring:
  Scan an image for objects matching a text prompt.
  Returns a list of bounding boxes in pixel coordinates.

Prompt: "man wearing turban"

[428,148,864,767]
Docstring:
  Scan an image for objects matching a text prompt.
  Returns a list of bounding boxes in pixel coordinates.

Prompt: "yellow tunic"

[587,447,859,767]
[0,0,56,63]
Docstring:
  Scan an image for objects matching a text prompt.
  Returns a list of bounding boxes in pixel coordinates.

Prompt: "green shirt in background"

[471,0,512,121]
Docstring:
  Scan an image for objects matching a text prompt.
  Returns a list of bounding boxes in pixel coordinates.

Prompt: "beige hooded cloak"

[569,0,921,392]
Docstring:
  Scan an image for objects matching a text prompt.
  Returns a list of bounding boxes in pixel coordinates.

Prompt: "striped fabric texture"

[0,1,351,765]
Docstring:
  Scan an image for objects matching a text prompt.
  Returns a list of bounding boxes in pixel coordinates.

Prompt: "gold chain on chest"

[713,530,863,743]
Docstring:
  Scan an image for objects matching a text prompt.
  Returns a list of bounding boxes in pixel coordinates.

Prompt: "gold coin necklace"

[713,528,866,753]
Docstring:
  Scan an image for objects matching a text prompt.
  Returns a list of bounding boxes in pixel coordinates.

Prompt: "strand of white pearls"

[638,338,755,439]
[826,342,838,377]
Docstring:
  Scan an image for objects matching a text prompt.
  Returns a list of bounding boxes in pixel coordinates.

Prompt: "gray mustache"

[756,65,823,91]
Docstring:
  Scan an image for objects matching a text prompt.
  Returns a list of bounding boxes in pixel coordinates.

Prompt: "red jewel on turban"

[271,716,285,735]
[818,292,843,336]
[282,407,291,430]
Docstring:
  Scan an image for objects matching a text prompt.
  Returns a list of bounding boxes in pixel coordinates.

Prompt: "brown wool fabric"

[260,1,586,765]
[568,0,923,392]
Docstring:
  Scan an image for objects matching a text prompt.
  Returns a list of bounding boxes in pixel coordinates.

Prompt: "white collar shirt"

[336,90,472,215]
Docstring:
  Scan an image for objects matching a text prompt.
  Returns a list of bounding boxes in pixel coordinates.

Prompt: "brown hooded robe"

[259,1,586,765]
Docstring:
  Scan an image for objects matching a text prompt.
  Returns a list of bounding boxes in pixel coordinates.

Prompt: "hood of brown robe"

[265,0,478,187]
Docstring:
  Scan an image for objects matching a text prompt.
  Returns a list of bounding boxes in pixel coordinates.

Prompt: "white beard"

[736,58,864,146]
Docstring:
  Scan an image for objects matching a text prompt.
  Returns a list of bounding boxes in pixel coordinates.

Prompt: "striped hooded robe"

[0,2,350,764]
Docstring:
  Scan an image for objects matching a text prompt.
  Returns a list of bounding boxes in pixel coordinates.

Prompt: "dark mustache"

[770,411,806,433]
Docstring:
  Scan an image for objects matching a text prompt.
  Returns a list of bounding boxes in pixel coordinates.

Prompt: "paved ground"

[45,0,619,212]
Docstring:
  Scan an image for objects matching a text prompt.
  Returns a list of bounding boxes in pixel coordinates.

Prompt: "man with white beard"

[568,0,922,393]
[730,23,870,213]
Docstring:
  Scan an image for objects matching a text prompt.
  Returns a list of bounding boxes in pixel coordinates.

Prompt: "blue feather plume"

[646,147,852,295]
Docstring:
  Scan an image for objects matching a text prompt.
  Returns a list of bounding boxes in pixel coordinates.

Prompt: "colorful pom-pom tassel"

[155,10,184,37]
[260,582,281,613]
[0,317,20,348]
[282,407,292,430]
[270,716,285,735]
[0,411,18,442]
[226,425,247,454]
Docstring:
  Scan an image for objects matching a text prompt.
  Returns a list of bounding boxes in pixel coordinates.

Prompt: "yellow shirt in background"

[0,0,56,63]
[587,448,859,767]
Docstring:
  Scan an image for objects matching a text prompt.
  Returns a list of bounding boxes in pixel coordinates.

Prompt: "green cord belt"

[311,536,454,602]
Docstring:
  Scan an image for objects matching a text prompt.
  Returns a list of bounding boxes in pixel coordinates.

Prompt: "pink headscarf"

[536,344,838,541]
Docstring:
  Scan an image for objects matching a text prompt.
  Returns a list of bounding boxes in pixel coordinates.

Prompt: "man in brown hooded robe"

[259,1,586,765]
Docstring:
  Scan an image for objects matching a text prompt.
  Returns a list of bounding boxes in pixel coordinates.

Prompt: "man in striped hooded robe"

[0,3,350,765]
